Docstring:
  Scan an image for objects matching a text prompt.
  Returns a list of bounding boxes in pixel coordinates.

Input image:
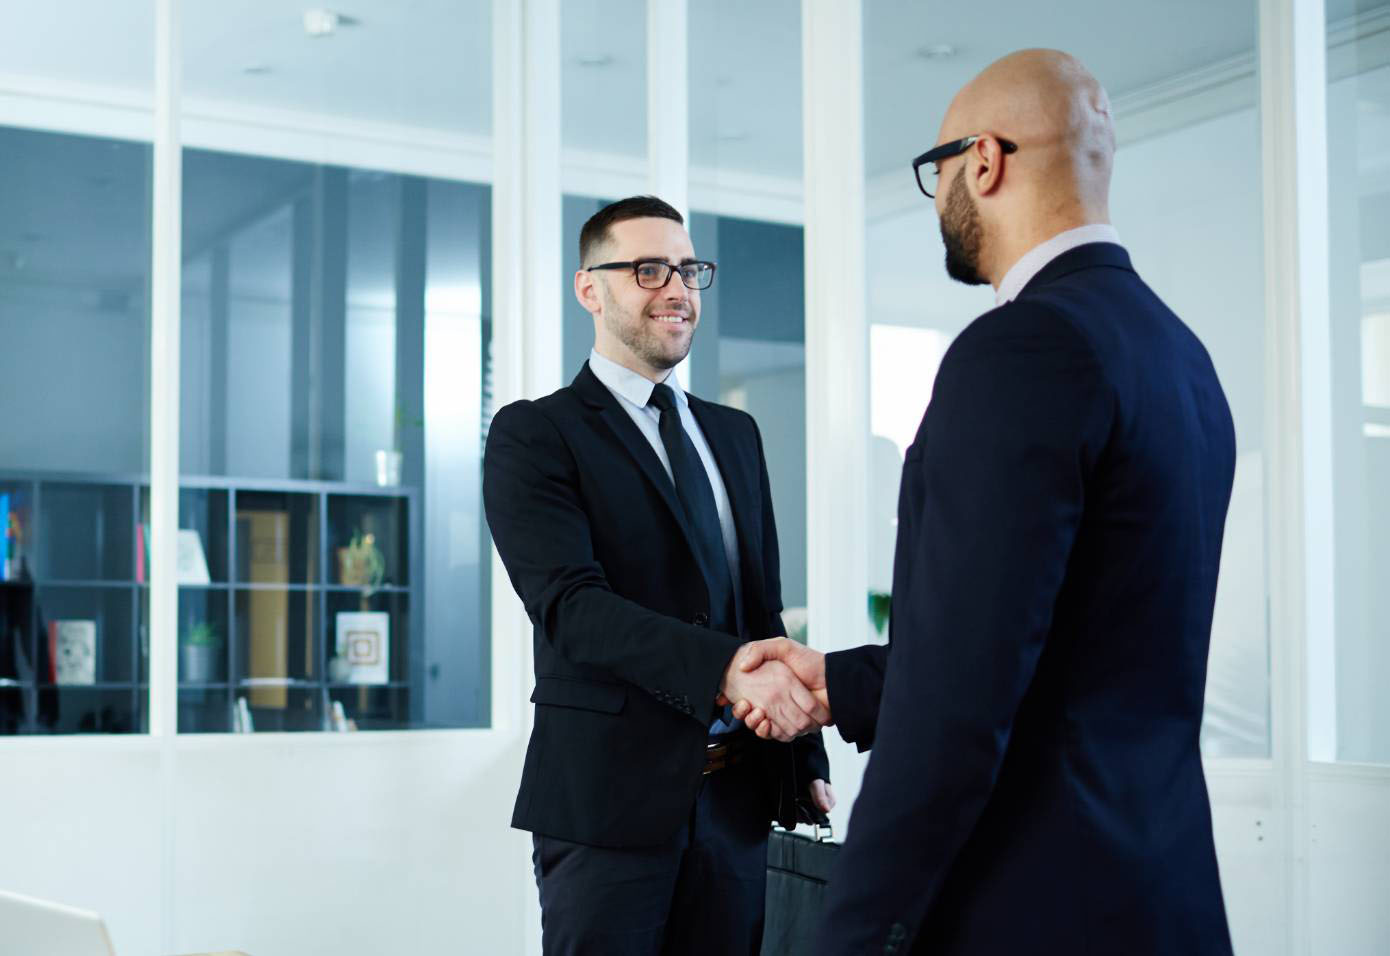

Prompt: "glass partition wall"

[0,2,155,734]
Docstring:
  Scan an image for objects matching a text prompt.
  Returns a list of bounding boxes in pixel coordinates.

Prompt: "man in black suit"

[483,195,833,955]
[733,50,1237,954]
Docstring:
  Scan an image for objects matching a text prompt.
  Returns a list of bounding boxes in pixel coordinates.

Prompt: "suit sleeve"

[750,416,831,785]
[483,400,742,724]
[816,306,1114,953]
[826,643,889,751]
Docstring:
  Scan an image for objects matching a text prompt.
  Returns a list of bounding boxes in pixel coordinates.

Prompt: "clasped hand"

[717,638,831,742]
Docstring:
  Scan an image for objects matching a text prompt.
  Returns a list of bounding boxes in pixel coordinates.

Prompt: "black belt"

[703,734,748,775]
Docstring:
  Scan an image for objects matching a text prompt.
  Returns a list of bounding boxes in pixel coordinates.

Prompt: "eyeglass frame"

[585,258,718,291]
[911,134,1019,199]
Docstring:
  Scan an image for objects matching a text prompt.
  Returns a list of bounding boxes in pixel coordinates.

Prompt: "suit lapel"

[571,363,705,566]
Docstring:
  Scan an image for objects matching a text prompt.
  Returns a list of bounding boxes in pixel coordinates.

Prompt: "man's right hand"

[719,650,830,742]
[728,639,830,739]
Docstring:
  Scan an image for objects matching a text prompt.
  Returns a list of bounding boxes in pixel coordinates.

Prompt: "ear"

[972,136,1008,198]
[574,268,602,315]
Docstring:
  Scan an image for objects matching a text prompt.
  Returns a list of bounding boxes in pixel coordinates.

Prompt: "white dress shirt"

[994,223,1123,305]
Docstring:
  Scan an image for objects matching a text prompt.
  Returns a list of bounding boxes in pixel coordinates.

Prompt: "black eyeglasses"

[586,258,717,291]
[911,134,1019,198]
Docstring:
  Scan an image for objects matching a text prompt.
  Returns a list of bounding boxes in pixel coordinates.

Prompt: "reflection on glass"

[0,123,151,733]
[178,153,492,731]
[1325,19,1390,763]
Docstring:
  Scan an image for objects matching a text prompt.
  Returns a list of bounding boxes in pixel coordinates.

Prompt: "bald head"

[945,49,1114,207]
[932,49,1115,287]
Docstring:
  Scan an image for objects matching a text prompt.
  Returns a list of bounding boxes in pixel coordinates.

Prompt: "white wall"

[0,732,533,955]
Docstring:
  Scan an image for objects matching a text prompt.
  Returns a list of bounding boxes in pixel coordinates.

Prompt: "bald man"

[729,50,1236,954]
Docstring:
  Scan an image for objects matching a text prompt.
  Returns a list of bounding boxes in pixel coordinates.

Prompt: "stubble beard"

[941,166,989,287]
[600,284,695,371]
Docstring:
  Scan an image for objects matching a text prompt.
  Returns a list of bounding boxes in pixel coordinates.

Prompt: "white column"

[493,4,563,952]
[149,0,182,742]
[1259,0,1331,951]
[801,0,870,835]
[646,0,689,220]
[150,4,182,951]
[647,0,691,388]
[490,0,563,736]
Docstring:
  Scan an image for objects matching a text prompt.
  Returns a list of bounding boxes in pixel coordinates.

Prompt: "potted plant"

[376,399,424,487]
[180,620,223,684]
[336,529,386,597]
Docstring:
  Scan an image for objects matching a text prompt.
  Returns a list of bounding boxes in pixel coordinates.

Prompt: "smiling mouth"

[650,313,688,324]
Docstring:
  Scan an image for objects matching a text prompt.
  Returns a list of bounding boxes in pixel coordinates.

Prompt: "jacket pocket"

[530,676,626,714]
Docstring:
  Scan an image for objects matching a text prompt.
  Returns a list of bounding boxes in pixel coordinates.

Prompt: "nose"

[662,269,690,301]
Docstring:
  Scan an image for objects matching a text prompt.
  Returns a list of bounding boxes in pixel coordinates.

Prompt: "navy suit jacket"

[820,243,1236,955]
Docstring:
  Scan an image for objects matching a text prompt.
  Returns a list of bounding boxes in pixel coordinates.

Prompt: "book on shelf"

[334,611,389,685]
[48,619,96,685]
[0,493,8,579]
[135,524,211,585]
[237,511,290,708]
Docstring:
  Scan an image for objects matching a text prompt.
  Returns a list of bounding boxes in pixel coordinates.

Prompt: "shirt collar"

[588,349,685,410]
[994,224,1122,305]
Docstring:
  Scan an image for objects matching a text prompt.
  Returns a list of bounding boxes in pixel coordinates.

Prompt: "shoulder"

[489,384,585,448]
[938,296,1109,395]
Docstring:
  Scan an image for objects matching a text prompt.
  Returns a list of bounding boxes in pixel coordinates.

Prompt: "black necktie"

[647,383,738,636]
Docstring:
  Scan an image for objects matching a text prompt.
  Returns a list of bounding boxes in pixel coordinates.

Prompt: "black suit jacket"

[820,244,1236,955]
[483,362,828,849]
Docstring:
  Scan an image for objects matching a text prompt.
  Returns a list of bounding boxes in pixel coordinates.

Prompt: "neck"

[593,340,670,384]
[984,200,1110,290]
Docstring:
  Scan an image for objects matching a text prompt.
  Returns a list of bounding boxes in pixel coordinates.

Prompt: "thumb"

[737,641,768,673]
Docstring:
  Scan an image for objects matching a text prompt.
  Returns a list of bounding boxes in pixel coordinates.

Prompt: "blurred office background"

[0,1,1385,953]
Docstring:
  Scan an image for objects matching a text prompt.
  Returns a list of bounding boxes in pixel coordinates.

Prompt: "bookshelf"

[0,472,420,734]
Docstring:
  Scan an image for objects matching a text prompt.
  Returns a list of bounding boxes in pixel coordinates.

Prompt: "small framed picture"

[334,611,390,685]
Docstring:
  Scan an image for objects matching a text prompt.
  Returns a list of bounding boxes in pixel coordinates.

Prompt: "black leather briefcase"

[761,817,837,955]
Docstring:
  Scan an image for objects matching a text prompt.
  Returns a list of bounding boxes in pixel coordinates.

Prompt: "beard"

[599,285,695,371]
[940,166,988,286]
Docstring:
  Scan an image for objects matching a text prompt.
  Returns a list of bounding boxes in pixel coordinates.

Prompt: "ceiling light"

[576,54,614,68]
[242,63,272,75]
[304,8,341,37]
[716,130,748,142]
[915,43,958,61]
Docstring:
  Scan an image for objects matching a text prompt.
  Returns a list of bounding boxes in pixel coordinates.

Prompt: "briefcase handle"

[772,820,835,843]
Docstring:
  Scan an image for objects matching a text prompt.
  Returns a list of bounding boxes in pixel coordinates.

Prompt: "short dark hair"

[579,195,684,267]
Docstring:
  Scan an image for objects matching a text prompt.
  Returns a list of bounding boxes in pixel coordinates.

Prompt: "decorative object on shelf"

[334,610,389,685]
[48,619,96,685]
[232,695,255,733]
[375,449,402,488]
[179,620,223,684]
[868,590,892,638]
[327,654,352,683]
[376,397,422,487]
[135,525,213,585]
[328,699,357,732]
[1,495,24,582]
[176,529,211,585]
[337,530,385,595]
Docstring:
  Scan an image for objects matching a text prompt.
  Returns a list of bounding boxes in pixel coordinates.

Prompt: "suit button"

[693,613,709,627]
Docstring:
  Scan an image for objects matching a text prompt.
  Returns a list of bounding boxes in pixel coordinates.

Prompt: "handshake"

[717,638,830,743]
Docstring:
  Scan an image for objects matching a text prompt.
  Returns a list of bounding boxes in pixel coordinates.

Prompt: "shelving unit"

[0,472,420,734]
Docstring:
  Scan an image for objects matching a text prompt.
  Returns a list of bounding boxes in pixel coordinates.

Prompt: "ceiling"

[1,0,1388,310]
[3,0,1379,181]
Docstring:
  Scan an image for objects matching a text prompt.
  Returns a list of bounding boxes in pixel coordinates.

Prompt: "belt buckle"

[703,739,732,775]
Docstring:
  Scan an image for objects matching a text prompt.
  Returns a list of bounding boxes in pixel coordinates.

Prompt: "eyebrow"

[634,255,699,265]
